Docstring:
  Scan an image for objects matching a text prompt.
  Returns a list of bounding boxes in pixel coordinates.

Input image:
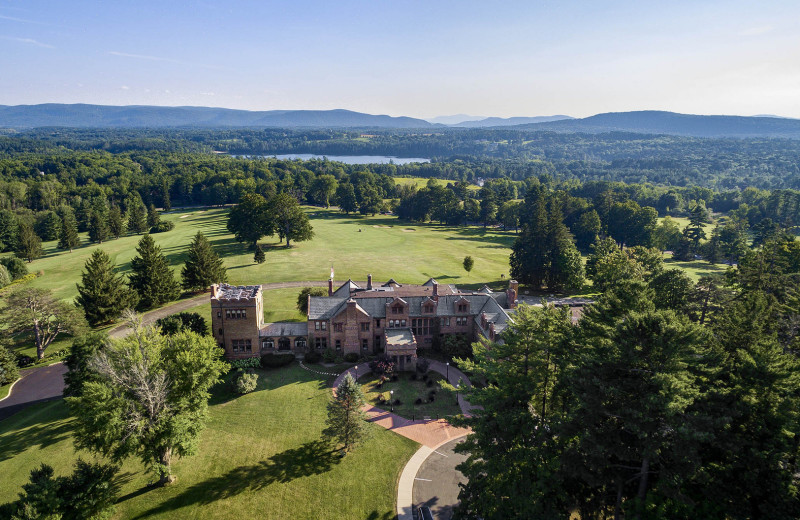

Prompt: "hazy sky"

[2,0,800,119]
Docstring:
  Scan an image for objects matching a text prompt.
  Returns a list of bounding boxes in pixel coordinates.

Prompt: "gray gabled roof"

[308,296,347,319]
[333,279,360,298]
[422,278,438,287]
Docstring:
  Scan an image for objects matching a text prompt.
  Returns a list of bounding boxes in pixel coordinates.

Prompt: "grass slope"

[0,364,418,520]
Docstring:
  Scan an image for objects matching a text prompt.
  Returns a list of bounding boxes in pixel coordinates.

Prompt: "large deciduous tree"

[66,316,227,485]
[227,192,273,249]
[270,193,314,247]
[323,373,367,453]
[3,286,87,360]
[128,234,180,310]
[181,231,227,292]
[76,249,138,326]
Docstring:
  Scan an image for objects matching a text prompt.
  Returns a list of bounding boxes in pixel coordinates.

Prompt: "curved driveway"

[412,436,468,520]
[1,281,335,421]
[0,363,68,421]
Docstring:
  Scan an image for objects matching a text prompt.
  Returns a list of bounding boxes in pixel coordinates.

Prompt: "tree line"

[452,230,800,519]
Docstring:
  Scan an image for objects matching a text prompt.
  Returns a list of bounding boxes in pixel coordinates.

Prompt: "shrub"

[230,357,261,370]
[344,352,359,363]
[409,372,418,381]
[16,354,34,368]
[260,352,295,368]
[156,312,207,336]
[369,355,395,376]
[149,221,175,233]
[235,372,258,394]
[0,345,19,385]
[426,379,434,387]
[304,351,322,363]
[393,399,401,405]
[416,358,430,374]
[322,348,337,363]
[415,397,423,405]
[0,256,28,280]
[391,374,399,382]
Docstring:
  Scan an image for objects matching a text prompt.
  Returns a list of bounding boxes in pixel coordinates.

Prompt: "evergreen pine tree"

[15,221,43,263]
[510,186,549,289]
[76,250,138,326]
[181,232,228,291]
[323,373,367,452]
[38,211,61,241]
[545,200,584,291]
[88,211,109,244]
[128,234,180,309]
[0,209,19,252]
[161,179,171,211]
[107,206,126,239]
[254,244,265,264]
[147,204,161,229]
[127,198,147,235]
[58,209,80,252]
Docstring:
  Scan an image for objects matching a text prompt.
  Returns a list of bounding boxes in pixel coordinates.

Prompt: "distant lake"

[261,154,430,165]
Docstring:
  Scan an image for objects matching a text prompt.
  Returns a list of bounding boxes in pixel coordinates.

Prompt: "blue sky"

[2,0,800,118]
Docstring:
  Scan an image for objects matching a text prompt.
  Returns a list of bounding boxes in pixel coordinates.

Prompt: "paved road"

[412,437,468,520]
[0,363,68,421]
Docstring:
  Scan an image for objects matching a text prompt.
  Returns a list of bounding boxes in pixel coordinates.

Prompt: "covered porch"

[384,328,418,372]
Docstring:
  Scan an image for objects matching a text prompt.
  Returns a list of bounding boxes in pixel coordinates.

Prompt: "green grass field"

[393,176,480,191]
[0,364,418,519]
[11,206,518,304]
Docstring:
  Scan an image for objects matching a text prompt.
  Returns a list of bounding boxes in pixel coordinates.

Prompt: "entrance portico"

[385,328,418,371]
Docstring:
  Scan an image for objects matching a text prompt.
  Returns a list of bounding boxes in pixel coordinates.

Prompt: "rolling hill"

[0,104,434,129]
[518,110,800,138]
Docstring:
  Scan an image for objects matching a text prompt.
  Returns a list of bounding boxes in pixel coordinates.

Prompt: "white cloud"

[200,91,215,96]
[120,85,130,90]
[2,36,54,48]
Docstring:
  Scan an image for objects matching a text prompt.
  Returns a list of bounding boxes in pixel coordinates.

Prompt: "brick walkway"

[331,358,474,448]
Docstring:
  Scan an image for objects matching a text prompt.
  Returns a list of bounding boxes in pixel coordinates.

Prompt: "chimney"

[489,322,495,340]
[328,279,333,296]
[367,274,373,290]
[432,281,439,301]
[481,312,487,329]
[211,284,218,298]
[507,279,519,309]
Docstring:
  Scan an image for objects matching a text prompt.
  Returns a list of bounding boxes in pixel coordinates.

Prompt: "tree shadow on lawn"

[130,440,341,518]
[0,401,73,462]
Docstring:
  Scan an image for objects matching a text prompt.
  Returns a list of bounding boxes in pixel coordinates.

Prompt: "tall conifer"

[88,211,109,243]
[15,221,42,263]
[127,199,147,235]
[58,208,80,252]
[128,234,180,309]
[108,206,126,239]
[76,250,138,325]
[181,232,228,291]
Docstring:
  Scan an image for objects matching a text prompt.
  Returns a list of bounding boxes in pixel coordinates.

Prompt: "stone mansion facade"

[211,275,520,370]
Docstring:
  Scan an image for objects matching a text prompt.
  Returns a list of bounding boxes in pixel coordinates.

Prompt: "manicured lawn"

[359,371,461,420]
[0,381,13,400]
[663,252,729,281]
[11,206,518,305]
[0,364,418,519]
[394,176,480,191]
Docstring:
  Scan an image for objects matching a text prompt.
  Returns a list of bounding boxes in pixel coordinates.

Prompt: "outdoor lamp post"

[456,381,460,406]
[446,362,449,382]
[390,390,394,413]
[354,365,358,380]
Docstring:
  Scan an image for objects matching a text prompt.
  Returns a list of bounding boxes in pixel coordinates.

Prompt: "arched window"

[278,337,291,351]
[262,338,274,350]
[295,337,307,349]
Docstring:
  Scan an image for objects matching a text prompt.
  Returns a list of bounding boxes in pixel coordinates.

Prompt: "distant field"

[0,364,418,519]
[659,216,715,235]
[394,176,480,191]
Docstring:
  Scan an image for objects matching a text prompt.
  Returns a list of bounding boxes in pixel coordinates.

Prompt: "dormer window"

[392,305,403,315]
[423,303,434,314]
[458,304,468,312]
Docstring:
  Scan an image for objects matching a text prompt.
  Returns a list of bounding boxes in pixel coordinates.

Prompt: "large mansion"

[211,276,522,370]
